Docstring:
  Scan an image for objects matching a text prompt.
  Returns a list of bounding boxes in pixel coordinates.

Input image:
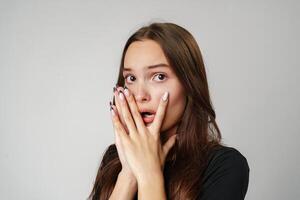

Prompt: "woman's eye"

[153,73,167,81]
[124,75,136,83]
[124,73,167,83]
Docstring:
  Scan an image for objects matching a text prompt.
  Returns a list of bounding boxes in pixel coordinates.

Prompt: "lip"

[139,108,156,114]
[139,108,156,124]
[141,113,155,124]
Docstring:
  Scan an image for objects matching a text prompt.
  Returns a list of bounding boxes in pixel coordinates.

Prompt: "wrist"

[137,171,166,200]
[119,170,137,185]
[137,171,164,187]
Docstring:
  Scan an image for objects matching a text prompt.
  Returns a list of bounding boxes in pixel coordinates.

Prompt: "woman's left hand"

[110,87,177,183]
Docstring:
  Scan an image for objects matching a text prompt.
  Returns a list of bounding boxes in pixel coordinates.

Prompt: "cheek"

[162,91,186,130]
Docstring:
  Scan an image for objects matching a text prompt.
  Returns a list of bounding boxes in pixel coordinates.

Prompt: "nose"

[133,83,151,103]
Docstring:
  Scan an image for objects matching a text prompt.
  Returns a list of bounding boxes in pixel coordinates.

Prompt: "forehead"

[123,40,170,71]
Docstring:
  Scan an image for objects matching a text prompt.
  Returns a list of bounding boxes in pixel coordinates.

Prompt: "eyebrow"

[123,63,169,72]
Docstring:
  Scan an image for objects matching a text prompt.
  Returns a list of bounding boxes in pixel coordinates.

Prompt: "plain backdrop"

[0,0,299,199]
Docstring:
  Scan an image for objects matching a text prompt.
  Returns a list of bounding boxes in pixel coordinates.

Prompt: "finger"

[110,103,126,163]
[117,89,138,137]
[123,87,147,134]
[110,104,129,143]
[149,91,169,136]
[113,87,122,117]
[113,87,129,133]
[162,134,177,157]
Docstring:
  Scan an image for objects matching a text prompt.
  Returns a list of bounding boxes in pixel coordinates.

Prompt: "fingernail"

[110,107,115,116]
[113,87,116,92]
[119,91,125,101]
[109,102,115,116]
[116,86,122,92]
[162,91,169,101]
[124,88,129,96]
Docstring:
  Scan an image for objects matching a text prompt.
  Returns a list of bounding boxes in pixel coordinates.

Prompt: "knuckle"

[127,95,134,103]
[112,115,118,123]
[157,112,164,118]
[115,123,123,132]
[123,113,132,122]
[131,109,140,117]
[113,120,120,127]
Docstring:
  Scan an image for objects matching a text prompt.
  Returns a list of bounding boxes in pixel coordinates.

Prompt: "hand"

[111,86,134,178]
[110,87,177,182]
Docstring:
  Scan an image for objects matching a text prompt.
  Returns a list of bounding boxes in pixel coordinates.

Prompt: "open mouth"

[140,112,155,124]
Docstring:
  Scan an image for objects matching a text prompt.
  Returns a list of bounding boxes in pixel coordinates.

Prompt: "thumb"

[163,134,177,156]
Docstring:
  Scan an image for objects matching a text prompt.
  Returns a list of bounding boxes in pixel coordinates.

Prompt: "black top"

[199,146,250,200]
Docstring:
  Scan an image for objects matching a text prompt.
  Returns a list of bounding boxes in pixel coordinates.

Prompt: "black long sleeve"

[199,146,250,200]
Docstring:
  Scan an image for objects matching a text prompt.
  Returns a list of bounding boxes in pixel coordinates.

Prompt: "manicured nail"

[110,107,115,116]
[124,88,129,96]
[109,102,115,116]
[162,91,169,101]
[119,91,125,101]
[116,86,122,92]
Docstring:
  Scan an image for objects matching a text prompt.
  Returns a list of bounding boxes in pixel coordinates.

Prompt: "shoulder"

[207,145,249,173]
[200,145,250,200]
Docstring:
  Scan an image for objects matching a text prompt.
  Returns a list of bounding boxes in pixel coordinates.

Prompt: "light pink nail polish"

[162,91,169,101]
[110,106,115,116]
[119,91,125,101]
[124,88,129,96]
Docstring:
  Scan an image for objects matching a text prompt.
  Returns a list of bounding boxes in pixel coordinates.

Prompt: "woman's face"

[123,39,186,140]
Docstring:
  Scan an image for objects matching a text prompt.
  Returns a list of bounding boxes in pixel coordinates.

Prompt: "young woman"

[88,22,249,200]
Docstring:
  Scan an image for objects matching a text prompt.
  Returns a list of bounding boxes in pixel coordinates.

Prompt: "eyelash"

[124,73,167,84]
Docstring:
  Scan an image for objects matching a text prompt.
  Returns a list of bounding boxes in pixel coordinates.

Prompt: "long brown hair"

[88,22,223,200]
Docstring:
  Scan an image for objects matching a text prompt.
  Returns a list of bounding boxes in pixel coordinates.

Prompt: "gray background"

[0,0,299,199]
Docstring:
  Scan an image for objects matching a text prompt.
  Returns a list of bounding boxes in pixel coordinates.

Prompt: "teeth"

[141,112,154,117]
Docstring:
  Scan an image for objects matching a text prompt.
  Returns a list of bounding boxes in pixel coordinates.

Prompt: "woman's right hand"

[111,86,136,179]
